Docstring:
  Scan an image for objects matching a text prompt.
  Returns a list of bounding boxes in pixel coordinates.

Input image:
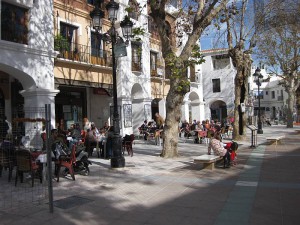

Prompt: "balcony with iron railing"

[151,65,165,78]
[1,26,28,45]
[54,38,112,67]
[277,95,283,101]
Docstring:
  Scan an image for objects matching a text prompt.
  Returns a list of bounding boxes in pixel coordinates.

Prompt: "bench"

[266,136,285,146]
[194,154,223,170]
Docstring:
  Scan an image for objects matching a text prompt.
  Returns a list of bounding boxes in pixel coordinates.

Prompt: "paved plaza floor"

[1,125,300,225]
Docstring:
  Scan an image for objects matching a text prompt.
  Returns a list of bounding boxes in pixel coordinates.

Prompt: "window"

[1,2,28,44]
[91,31,103,57]
[254,90,264,99]
[128,0,139,21]
[265,91,268,95]
[212,79,221,92]
[271,91,275,99]
[150,51,157,76]
[60,22,78,47]
[212,54,230,70]
[189,64,196,82]
[132,43,142,71]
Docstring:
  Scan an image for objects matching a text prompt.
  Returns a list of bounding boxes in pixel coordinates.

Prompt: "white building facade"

[201,49,236,124]
[0,0,58,146]
[250,67,289,123]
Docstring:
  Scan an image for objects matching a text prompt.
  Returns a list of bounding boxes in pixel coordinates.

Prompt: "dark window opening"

[1,2,28,44]
[212,79,221,93]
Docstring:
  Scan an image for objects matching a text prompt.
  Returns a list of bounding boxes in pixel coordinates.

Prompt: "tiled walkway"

[1,125,300,225]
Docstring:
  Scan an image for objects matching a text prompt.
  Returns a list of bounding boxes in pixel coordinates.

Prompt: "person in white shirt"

[207,132,231,168]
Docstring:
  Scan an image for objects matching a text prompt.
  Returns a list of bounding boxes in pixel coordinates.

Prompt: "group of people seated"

[139,113,164,142]
[44,118,113,159]
[179,119,233,143]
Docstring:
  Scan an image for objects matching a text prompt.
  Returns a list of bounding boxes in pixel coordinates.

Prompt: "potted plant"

[54,34,70,58]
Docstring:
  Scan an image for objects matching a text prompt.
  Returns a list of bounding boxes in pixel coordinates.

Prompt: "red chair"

[55,145,76,182]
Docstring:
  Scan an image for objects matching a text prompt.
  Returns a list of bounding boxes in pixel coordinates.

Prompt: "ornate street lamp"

[253,67,264,134]
[90,0,133,168]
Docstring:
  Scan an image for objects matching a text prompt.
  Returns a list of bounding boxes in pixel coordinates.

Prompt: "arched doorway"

[131,83,144,134]
[210,100,227,123]
[188,91,200,122]
[151,98,161,120]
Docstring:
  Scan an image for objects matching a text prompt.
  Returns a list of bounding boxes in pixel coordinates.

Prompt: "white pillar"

[19,88,59,148]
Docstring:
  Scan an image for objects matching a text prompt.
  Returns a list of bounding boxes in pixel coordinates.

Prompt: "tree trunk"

[161,80,185,158]
[286,89,295,128]
[230,49,250,141]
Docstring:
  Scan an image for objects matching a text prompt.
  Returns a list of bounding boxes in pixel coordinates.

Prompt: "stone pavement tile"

[252,197,282,215]
[179,216,215,225]
[214,210,250,225]
[201,187,232,202]
[249,212,282,225]
[281,190,300,216]
[144,213,185,225]
[190,201,225,218]
[282,215,300,225]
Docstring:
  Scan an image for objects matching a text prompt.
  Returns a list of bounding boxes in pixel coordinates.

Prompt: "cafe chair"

[55,144,76,182]
[0,148,14,182]
[122,134,135,157]
[15,149,42,187]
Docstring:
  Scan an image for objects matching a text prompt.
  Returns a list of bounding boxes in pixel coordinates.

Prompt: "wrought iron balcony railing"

[54,39,112,67]
[1,26,28,45]
[277,96,283,101]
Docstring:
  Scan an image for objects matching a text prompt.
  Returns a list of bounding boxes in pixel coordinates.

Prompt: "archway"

[151,98,161,120]
[131,83,144,134]
[210,100,227,123]
[188,91,200,122]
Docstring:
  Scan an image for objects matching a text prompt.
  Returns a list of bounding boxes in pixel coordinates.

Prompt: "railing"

[54,39,112,67]
[151,65,165,78]
[1,26,28,45]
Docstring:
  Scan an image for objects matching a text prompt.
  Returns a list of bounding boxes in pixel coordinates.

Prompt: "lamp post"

[90,0,133,168]
[253,67,263,134]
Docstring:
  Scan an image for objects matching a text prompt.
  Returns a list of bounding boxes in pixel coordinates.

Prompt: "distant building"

[250,67,289,123]
[201,49,236,123]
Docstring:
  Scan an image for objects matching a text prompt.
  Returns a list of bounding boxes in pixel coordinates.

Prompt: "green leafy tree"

[149,0,228,157]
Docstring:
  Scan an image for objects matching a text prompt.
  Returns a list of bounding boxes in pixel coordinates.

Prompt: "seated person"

[70,123,82,140]
[102,121,110,132]
[140,120,148,140]
[207,132,231,168]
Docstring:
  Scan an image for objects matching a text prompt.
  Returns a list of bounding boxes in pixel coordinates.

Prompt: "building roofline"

[200,48,229,55]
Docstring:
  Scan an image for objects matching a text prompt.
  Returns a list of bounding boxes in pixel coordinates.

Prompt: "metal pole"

[45,104,54,213]
[110,22,125,168]
[257,79,263,134]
